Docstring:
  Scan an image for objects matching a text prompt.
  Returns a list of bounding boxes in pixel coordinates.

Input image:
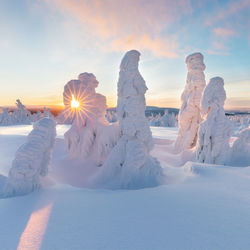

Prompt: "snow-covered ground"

[0,125,250,249]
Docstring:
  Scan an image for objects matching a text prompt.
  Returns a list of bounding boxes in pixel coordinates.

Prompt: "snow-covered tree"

[96,50,163,189]
[196,77,233,164]
[0,100,32,126]
[231,126,250,166]
[106,110,118,123]
[4,118,56,197]
[12,99,31,125]
[0,108,13,126]
[174,52,206,152]
[63,73,118,163]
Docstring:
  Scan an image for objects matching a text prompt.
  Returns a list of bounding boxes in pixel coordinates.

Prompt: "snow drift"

[231,126,250,166]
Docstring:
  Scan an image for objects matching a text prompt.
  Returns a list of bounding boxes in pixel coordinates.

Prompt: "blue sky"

[0,0,249,109]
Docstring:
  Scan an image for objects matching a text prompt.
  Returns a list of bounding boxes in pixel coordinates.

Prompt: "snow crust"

[175,52,206,152]
[196,77,233,164]
[3,118,56,197]
[95,50,164,189]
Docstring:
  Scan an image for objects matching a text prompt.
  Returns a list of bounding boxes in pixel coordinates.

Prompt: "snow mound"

[231,126,250,166]
[3,118,56,197]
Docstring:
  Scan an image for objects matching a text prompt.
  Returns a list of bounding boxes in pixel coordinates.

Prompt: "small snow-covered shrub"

[4,118,56,197]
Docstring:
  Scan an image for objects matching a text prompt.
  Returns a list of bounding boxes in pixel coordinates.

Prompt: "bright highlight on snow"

[70,95,80,109]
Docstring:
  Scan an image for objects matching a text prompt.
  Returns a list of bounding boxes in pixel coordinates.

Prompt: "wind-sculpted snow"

[63,73,118,164]
[174,52,206,152]
[3,118,56,197]
[95,50,164,189]
[196,77,233,165]
[231,126,250,166]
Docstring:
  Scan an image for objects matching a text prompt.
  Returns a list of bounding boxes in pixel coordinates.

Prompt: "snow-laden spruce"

[231,126,250,166]
[196,77,233,164]
[174,52,206,152]
[95,50,164,189]
[4,118,56,197]
[149,110,177,127]
[63,73,120,164]
[0,99,32,126]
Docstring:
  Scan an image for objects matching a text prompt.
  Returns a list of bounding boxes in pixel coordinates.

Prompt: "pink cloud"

[213,27,236,37]
[44,0,192,58]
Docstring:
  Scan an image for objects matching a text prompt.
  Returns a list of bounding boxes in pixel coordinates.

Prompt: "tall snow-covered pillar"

[196,77,233,164]
[97,50,163,189]
[4,118,56,196]
[174,52,206,152]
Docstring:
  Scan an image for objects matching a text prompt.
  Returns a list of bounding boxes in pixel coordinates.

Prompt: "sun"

[71,94,80,109]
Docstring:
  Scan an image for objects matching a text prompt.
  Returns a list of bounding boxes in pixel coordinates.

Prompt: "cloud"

[43,0,192,58]
[213,27,236,38]
[205,0,250,26]
[204,0,250,54]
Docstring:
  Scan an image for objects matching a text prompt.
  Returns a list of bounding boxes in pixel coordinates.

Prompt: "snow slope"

[0,125,250,249]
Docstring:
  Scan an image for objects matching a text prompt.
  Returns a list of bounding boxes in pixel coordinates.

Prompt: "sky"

[0,0,249,110]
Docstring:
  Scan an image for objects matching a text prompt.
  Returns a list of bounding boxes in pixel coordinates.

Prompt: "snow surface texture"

[1,126,250,249]
[3,118,56,197]
[174,52,206,152]
[231,125,250,166]
[95,50,164,189]
[196,77,233,164]
[63,73,119,164]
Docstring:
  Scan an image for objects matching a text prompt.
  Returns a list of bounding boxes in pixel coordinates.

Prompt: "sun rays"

[62,83,97,127]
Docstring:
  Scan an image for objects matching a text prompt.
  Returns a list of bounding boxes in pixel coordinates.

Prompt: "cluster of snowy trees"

[149,110,177,127]
[228,115,250,135]
[2,50,249,197]
[174,53,249,166]
[0,99,54,126]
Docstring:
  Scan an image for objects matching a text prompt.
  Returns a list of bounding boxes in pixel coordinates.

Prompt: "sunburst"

[62,82,96,127]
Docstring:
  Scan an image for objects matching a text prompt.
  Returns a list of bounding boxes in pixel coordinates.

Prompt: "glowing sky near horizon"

[0,0,249,110]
